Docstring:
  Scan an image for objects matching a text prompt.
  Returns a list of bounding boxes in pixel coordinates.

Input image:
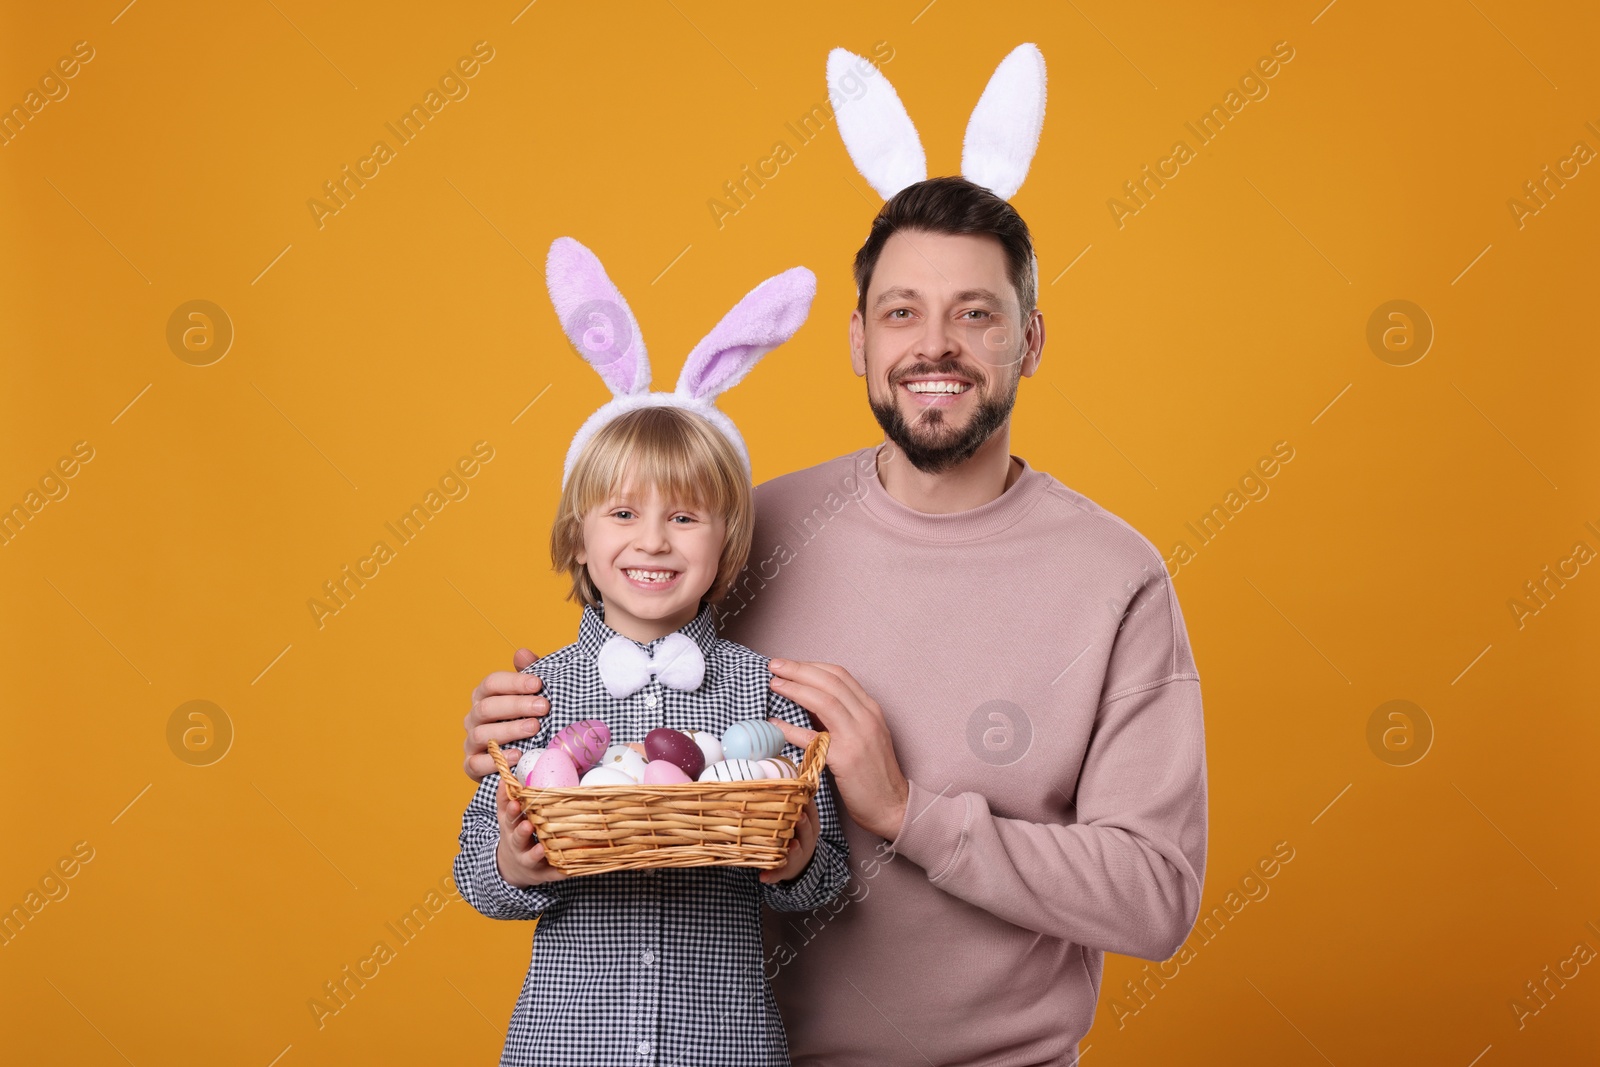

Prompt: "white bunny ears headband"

[546,237,816,487]
[826,42,1048,202]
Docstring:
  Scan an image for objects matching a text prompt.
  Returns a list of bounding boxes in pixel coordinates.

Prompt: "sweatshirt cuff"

[889,780,971,883]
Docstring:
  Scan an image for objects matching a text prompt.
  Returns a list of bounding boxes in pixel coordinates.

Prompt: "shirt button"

[643,694,658,708]
[641,949,655,965]
[637,1039,653,1057]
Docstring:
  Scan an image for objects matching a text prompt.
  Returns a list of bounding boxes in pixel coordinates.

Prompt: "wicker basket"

[487,732,831,876]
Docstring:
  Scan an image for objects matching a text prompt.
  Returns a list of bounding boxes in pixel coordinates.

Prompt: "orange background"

[3,1,1597,1064]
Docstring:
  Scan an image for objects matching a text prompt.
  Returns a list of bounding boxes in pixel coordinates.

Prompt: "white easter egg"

[598,744,649,783]
[512,748,546,786]
[684,729,724,766]
[697,759,765,783]
[579,765,638,787]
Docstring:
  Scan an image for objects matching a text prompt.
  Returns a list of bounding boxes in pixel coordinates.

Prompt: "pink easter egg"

[642,760,692,785]
[526,747,580,788]
[551,719,611,773]
[757,757,798,779]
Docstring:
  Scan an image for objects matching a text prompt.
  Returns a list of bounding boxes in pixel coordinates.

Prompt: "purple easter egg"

[527,747,580,788]
[552,719,611,773]
[643,728,706,780]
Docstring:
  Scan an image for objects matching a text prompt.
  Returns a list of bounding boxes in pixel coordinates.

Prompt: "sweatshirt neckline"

[855,446,1049,542]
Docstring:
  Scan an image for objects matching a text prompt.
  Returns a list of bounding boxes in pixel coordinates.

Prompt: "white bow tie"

[596,632,707,699]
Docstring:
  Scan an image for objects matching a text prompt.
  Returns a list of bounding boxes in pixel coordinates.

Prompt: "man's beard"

[868,363,1019,475]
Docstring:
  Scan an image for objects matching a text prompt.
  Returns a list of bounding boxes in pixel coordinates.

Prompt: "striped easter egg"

[697,759,765,782]
[757,757,798,779]
[551,719,611,773]
[721,719,784,762]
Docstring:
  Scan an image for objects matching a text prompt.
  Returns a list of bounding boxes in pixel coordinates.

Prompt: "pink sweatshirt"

[720,447,1207,1067]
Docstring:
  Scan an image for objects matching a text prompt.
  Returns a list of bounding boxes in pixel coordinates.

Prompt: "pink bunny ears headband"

[546,236,817,487]
[826,42,1048,202]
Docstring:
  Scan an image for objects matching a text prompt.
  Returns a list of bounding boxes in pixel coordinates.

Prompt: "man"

[465,176,1207,1066]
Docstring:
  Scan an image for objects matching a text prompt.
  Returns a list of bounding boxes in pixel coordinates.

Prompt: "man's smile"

[899,374,976,407]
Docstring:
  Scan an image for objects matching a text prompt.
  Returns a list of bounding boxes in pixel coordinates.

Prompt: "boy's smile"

[622,567,681,588]
[577,483,726,644]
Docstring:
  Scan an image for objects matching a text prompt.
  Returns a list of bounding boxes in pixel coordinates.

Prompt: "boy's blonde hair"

[551,405,754,607]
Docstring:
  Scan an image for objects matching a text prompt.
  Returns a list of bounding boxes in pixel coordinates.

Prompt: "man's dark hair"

[852,176,1037,316]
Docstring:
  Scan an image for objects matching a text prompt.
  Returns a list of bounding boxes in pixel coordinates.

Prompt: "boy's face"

[577,482,727,641]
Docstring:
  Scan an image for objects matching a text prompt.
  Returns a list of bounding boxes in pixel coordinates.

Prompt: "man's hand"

[494,777,569,888]
[759,797,820,885]
[464,648,549,781]
[767,660,910,842]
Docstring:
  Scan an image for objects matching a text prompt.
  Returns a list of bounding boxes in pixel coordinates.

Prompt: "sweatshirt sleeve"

[453,770,569,920]
[760,689,850,913]
[888,575,1207,961]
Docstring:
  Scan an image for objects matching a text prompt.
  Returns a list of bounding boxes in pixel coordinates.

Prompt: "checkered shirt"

[454,602,850,1067]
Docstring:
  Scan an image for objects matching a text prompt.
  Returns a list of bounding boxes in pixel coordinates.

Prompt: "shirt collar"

[576,600,720,665]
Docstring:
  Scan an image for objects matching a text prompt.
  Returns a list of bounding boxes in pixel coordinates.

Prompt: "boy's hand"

[760,797,820,885]
[464,648,548,781]
[494,777,569,888]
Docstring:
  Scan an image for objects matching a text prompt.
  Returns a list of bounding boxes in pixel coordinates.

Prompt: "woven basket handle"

[486,738,515,786]
[795,730,831,789]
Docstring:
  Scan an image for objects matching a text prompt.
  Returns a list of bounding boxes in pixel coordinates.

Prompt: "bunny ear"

[961,43,1047,200]
[545,236,650,396]
[676,267,816,402]
[828,48,927,200]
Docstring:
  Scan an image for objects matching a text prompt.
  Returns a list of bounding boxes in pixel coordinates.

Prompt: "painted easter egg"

[644,728,706,780]
[579,765,637,787]
[757,756,798,779]
[526,747,580,788]
[598,744,648,783]
[512,748,546,786]
[551,719,611,773]
[721,719,784,762]
[642,760,693,785]
[697,759,765,783]
[684,728,724,767]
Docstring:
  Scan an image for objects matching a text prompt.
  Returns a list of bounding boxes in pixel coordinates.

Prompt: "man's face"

[850,230,1044,474]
